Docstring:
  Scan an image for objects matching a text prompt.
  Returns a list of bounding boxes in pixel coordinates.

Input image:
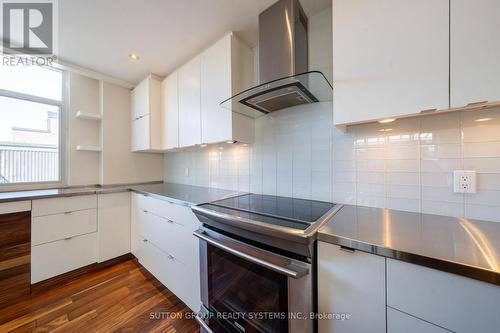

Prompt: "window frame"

[0,66,66,188]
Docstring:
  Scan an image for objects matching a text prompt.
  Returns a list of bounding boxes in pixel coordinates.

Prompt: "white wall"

[100,82,163,185]
[309,6,333,84]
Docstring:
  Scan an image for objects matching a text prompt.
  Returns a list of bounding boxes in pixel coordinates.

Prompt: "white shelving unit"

[76,111,102,121]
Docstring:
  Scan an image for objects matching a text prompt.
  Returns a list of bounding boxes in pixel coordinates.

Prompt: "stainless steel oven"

[194,226,313,333]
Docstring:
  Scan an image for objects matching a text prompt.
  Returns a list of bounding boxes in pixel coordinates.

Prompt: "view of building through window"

[0,66,63,184]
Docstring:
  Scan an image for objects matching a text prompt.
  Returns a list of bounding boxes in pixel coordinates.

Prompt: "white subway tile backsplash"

[421,158,462,173]
[420,113,461,144]
[422,200,463,217]
[465,204,500,223]
[461,108,500,143]
[421,144,461,159]
[385,172,419,186]
[386,197,420,213]
[385,159,420,173]
[462,142,500,158]
[477,173,500,190]
[463,158,500,173]
[422,186,463,203]
[421,172,453,187]
[164,107,500,222]
[386,184,420,200]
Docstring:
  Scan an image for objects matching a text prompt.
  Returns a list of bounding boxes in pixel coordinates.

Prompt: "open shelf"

[76,111,102,121]
[76,145,102,152]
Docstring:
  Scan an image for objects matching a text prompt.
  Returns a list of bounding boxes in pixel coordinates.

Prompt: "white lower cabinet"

[387,258,500,333]
[31,193,133,284]
[31,232,98,283]
[318,242,386,333]
[387,307,450,333]
[31,195,99,283]
[97,192,131,262]
[131,192,201,311]
[32,209,97,246]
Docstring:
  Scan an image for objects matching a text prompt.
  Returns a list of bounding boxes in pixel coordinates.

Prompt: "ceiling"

[58,0,331,85]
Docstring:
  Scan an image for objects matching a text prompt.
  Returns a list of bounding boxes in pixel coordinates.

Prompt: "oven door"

[194,227,313,333]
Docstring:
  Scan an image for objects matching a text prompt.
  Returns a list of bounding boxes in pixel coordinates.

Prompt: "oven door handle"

[195,314,215,333]
[194,230,309,279]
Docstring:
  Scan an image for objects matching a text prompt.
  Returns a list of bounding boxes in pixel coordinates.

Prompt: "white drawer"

[137,208,197,266]
[134,193,199,227]
[0,200,31,214]
[387,259,500,333]
[31,232,97,283]
[32,209,97,245]
[387,307,449,333]
[32,195,97,217]
[138,236,200,312]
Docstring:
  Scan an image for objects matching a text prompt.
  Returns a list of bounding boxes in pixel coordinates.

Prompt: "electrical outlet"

[453,170,477,194]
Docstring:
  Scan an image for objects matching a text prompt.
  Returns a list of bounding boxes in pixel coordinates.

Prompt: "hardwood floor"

[0,259,200,333]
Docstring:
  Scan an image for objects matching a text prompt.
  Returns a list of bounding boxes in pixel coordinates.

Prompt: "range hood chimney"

[221,0,333,119]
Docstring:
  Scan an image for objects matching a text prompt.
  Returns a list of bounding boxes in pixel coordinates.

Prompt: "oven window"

[208,244,288,333]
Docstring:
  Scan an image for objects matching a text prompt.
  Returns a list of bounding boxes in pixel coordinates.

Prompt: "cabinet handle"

[167,254,174,260]
[143,239,148,242]
[142,209,148,214]
[467,101,488,107]
[420,108,437,114]
[64,236,73,240]
[340,246,355,253]
[166,218,174,224]
[64,211,72,215]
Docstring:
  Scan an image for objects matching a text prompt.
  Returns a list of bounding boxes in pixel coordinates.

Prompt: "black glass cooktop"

[209,194,336,225]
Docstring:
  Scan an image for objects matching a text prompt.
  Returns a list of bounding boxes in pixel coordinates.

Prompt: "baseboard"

[31,253,134,293]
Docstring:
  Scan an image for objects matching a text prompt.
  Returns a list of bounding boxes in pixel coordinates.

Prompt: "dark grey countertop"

[0,182,239,206]
[130,183,241,206]
[318,205,500,286]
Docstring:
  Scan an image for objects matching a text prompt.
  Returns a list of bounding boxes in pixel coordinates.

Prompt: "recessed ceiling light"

[200,144,207,148]
[378,118,396,124]
[379,128,393,132]
[128,53,140,61]
[226,140,235,144]
[475,118,492,122]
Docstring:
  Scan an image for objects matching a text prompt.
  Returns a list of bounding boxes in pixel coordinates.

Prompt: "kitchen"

[0,0,499,332]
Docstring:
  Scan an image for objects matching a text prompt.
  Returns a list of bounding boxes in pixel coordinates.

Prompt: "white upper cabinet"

[178,57,202,147]
[131,77,149,120]
[200,33,254,144]
[451,0,500,107]
[333,0,449,125]
[161,72,179,150]
[130,75,161,151]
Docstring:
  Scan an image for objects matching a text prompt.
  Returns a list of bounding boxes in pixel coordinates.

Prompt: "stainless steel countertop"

[0,182,239,206]
[130,183,241,206]
[318,205,500,286]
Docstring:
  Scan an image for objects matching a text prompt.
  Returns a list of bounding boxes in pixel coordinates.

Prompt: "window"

[0,65,63,185]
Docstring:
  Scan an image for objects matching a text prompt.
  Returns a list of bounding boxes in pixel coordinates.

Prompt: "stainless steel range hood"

[221,0,333,119]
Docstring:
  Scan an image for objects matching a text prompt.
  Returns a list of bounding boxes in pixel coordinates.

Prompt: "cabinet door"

[318,242,386,333]
[451,0,500,107]
[333,0,449,125]
[131,115,149,151]
[201,34,232,144]
[97,192,131,262]
[178,57,201,147]
[162,72,179,149]
[387,307,450,333]
[131,78,149,120]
